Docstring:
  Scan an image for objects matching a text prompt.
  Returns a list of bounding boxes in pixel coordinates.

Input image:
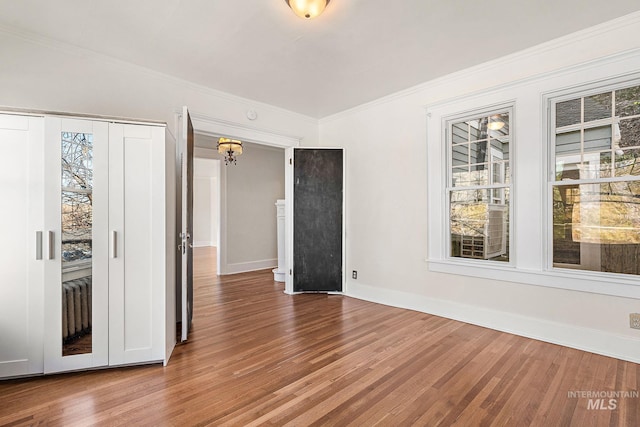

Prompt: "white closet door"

[109,123,166,365]
[0,114,44,377]
[43,118,109,373]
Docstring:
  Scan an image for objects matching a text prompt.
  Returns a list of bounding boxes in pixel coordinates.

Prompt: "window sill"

[426,258,640,299]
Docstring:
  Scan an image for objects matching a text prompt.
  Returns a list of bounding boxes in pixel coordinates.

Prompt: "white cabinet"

[0,114,44,378]
[107,123,169,366]
[0,113,174,378]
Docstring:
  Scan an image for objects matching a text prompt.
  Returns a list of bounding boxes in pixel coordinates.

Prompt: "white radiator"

[62,277,92,341]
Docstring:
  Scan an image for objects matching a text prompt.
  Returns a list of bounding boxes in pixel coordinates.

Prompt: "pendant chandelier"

[285,0,330,19]
[217,137,243,165]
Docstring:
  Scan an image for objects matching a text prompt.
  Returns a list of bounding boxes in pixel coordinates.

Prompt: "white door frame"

[188,113,301,276]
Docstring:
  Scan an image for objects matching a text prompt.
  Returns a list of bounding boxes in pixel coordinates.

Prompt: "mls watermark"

[567,390,639,410]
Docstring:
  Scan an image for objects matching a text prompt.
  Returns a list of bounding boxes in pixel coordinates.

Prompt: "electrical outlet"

[352,270,357,279]
[630,313,640,330]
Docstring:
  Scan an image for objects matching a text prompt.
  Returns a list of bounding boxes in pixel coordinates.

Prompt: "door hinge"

[289,158,292,165]
[289,269,292,275]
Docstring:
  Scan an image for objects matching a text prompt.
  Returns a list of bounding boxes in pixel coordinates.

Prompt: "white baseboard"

[346,281,640,364]
[193,241,215,248]
[221,258,277,275]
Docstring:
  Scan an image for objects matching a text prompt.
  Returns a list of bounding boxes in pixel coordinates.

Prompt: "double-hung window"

[551,83,640,275]
[447,108,512,262]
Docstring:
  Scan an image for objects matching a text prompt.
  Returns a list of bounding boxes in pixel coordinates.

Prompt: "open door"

[285,148,344,294]
[177,107,194,342]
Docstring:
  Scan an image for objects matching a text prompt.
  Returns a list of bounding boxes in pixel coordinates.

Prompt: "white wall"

[226,143,285,268]
[318,13,640,363]
[195,136,285,274]
[0,27,319,144]
[0,25,312,280]
[5,11,640,362]
[193,158,218,247]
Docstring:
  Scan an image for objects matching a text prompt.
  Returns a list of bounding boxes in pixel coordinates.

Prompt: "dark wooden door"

[293,148,343,292]
[178,106,194,341]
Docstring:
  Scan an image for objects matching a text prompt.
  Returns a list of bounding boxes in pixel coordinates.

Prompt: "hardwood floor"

[1,246,638,426]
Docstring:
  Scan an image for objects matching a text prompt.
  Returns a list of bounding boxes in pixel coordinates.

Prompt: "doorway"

[193,158,219,255]
[193,134,285,280]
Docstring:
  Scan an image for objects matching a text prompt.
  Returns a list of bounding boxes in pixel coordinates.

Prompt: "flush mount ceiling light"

[285,0,330,19]
[217,137,243,165]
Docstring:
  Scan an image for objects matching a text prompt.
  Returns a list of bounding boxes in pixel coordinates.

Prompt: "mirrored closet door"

[43,118,109,373]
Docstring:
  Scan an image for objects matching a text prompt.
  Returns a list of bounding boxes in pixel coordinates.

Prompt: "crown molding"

[320,10,640,124]
[189,112,301,148]
[423,48,640,114]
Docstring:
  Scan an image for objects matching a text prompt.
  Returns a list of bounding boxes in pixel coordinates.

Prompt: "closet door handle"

[111,231,117,258]
[47,231,55,260]
[36,231,43,260]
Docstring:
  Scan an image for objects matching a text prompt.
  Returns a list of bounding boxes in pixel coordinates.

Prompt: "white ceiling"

[1,0,639,118]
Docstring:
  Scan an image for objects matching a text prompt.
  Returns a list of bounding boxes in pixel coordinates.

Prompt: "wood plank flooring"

[1,246,638,426]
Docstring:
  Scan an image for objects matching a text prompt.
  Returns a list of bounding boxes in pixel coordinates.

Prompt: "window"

[447,109,511,262]
[551,83,640,275]
[428,59,640,297]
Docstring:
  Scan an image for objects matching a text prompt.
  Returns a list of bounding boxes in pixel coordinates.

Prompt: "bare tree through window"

[60,132,94,356]
[61,132,93,263]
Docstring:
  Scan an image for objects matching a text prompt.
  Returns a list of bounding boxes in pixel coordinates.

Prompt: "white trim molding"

[426,49,640,300]
[322,11,640,124]
[428,260,640,299]
[190,113,302,149]
[347,280,640,364]
[222,259,278,275]
[193,241,215,248]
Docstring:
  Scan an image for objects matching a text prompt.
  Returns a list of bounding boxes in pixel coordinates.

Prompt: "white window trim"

[444,104,514,264]
[427,258,640,299]
[543,75,640,284]
[426,70,640,300]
